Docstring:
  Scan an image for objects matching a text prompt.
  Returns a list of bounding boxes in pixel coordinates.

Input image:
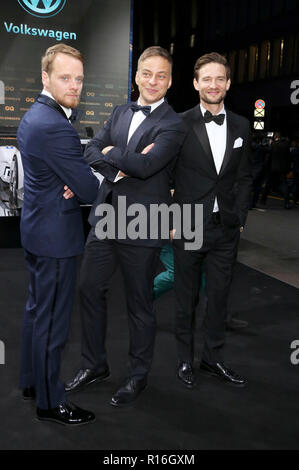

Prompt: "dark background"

[132,0,299,139]
[1,0,298,140]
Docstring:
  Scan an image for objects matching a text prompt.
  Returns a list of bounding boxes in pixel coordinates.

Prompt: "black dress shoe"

[177,362,196,388]
[36,401,95,426]
[110,377,147,407]
[200,360,247,387]
[226,317,249,330]
[22,386,35,401]
[65,367,110,393]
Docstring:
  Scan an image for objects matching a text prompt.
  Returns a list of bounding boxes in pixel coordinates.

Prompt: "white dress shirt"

[114,97,165,182]
[127,97,164,143]
[41,88,72,120]
[200,103,227,212]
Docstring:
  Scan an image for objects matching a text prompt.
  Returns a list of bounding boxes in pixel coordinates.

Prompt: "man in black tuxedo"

[173,52,252,388]
[65,46,186,405]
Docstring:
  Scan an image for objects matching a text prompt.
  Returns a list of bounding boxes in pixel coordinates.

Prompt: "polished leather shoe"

[110,377,147,407]
[177,362,196,388]
[226,317,249,330]
[200,360,247,387]
[22,386,35,401]
[36,401,95,426]
[65,366,110,393]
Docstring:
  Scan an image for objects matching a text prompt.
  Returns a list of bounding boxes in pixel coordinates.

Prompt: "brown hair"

[194,52,230,80]
[138,46,173,71]
[41,43,83,75]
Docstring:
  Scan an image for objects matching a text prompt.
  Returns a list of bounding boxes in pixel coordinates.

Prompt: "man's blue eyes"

[61,77,83,83]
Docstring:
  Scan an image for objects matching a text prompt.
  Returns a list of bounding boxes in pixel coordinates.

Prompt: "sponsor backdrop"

[0,0,132,138]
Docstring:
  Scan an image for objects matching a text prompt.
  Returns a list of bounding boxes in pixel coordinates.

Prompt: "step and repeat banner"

[0,0,132,215]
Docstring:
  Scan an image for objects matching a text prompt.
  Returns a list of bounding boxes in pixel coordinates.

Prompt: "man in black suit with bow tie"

[65,46,186,405]
[173,52,252,388]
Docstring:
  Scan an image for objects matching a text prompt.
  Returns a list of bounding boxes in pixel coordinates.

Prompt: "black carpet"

[0,248,299,450]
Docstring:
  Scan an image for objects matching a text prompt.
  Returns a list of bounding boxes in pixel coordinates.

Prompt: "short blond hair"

[137,46,173,71]
[41,43,83,75]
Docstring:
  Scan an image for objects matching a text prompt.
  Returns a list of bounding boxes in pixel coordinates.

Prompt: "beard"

[200,90,227,105]
[58,95,80,109]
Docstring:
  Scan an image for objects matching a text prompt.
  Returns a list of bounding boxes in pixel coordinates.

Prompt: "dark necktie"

[203,110,225,125]
[131,103,151,116]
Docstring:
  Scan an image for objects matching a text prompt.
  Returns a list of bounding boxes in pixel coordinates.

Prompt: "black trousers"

[79,228,160,380]
[174,216,240,364]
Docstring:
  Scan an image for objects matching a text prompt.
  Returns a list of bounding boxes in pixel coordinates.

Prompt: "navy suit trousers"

[19,251,77,409]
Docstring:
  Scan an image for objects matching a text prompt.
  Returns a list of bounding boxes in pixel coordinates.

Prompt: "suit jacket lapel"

[36,94,69,120]
[191,105,217,173]
[219,110,238,175]
[119,105,134,149]
[126,101,169,152]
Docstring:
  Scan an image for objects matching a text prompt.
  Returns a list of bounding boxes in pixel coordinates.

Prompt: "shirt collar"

[41,88,72,120]
[200,103,226,118]
[137,97,164,113]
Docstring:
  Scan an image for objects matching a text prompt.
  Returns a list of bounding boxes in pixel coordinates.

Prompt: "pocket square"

[233,137,243,148]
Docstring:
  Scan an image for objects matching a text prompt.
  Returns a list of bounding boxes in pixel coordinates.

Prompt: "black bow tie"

[69,108,79,123]
[131,103,151,116]
[203,110,225,125]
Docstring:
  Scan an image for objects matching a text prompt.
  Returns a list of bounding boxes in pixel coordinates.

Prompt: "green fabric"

[154,244,174,299]
[154,243,206,299]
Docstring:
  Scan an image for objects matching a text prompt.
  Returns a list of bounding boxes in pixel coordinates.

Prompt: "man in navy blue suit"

[18,43,99,426]
[65,46,186,406]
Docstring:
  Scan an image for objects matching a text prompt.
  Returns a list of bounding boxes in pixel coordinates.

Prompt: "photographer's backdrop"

[0,0,132,135]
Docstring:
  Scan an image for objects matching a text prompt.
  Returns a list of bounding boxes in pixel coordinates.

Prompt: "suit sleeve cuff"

[114,171,125,182]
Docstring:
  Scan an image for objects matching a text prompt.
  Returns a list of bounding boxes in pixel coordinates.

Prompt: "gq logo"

[17,0,66,18]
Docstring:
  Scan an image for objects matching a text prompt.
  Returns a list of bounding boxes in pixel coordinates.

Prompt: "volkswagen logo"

[17,0,67,18]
